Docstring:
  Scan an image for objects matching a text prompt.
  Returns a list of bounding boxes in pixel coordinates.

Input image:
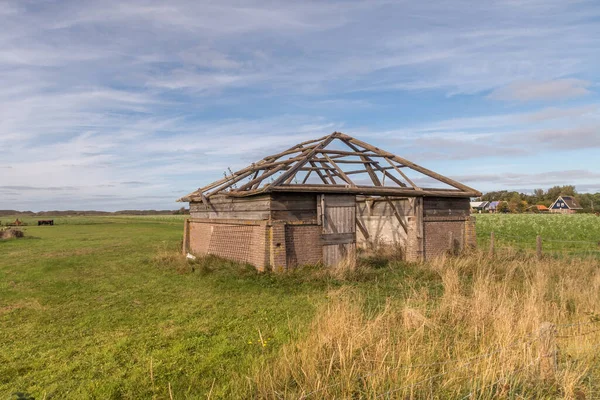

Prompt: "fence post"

[489,232,495,256]
[536,235,542,259]
[182,219,190,255]
[448,231,454,255]
[539,322,557,381]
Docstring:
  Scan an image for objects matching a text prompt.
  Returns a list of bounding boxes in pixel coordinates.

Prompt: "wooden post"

[539,322,557,381]
[182,219,190,255]
[536,235,542,260]
[448,231,454,255]
[489,232,495,257]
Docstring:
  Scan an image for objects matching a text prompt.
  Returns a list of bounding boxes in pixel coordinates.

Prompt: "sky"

[1,0,600,211]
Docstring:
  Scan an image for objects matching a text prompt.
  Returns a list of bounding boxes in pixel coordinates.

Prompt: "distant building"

[549,196,582,214]
[470,201,489,212]
[527,204,549,213]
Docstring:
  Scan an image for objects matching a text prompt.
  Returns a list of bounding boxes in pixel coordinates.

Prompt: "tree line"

[475,185,600,213]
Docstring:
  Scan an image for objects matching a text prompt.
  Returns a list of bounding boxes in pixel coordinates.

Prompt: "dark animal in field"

[37,220,54,226]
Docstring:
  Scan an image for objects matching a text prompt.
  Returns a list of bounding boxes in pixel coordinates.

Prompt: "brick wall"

[285,225,322,268]
[188,220,269,270]
[422,216,470,259]
[187,219,321,271]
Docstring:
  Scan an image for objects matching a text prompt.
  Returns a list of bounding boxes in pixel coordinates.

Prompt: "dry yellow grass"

[250,251,600,399]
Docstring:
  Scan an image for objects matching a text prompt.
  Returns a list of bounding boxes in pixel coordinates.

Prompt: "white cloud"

[1,0,600,210]
[489,79,592,101]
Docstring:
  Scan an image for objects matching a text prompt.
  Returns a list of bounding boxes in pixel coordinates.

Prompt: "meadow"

[476,213,600,257]
[1,214,599,399]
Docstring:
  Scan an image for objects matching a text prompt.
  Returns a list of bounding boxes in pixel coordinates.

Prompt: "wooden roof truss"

[179,132,481,202]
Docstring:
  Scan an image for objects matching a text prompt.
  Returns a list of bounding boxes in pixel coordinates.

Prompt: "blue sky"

[1,0,600,211]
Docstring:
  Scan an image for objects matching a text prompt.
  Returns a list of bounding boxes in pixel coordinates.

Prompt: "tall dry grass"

[250,251,600,399]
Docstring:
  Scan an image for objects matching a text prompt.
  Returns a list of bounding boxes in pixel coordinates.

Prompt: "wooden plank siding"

[322,194,356,267]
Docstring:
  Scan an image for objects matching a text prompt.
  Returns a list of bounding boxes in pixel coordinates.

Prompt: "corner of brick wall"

[464,216,477,250]
[405,217,422,262]
[269,223,287,272]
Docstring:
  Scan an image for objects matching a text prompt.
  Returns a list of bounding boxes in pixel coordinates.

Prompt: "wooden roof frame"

[179,132,481,202]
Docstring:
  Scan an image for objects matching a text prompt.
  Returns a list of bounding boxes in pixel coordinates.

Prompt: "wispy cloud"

[488,79,592,102]
[1,0,599,210]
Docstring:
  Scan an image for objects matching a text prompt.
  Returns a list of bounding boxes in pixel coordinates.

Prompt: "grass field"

[1,214,599,398]
[476,213,600,257]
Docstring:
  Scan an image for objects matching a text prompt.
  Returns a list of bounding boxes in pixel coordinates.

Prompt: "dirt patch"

[0,228,24,240]
[0,299,45,315]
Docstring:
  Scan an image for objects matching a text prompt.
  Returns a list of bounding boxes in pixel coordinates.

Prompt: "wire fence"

[478,231,600,259]
[299,319,600,399]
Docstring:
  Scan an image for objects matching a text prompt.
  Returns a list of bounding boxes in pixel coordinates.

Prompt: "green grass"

[0,216,430,399]
[475,213,600,257]
[2,214,599,398]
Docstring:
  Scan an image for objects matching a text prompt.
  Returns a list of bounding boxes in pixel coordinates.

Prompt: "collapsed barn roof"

[179,132,481,202]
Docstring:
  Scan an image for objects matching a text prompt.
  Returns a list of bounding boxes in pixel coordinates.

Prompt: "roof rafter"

[178,131,481,202]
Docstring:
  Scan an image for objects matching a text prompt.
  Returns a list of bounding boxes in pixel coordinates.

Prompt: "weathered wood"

[268,134,337,188]
[190,210,271,220]
[180,131,481,202]
[489,231,495,256]
[324,194,356,207]
[268,185,478,197]
[385,197,408,234]
[340,133,480,195]
[318,161,338,184]
[537,235,543,259]
[323,154,356,187]
[539,322,557,381]
[237,163,289,191]
[345,166,395,174]
[309,160,331,184]
[385,158,419,189]
[272,210,317,221]
[415,197,424,260]
[355,217,369,239]
[322,194,356,267]
[322,232,355,245]
[182,219,190,255]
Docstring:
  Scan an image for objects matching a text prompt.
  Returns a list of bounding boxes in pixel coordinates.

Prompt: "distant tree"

[497,202,510,213]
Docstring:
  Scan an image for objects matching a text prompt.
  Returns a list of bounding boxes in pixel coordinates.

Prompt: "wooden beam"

[267,134,337,188]
[317,149,377,156]
[323,154,356,187]
[345,166,395,175]
[341,134,481,195]
[356,217,369,240]
[266,185,479,197]
[301,170,313,184]
[384,158,420,190]
[309,161,330,184]
[319,161,339,184]
[385,197,408,234]
[236,163,289,191]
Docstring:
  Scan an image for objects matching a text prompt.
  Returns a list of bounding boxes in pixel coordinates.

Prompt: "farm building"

[178,132,481,271]
[470,201,489,212]
[527,204,549,213]
[549,196,582,214]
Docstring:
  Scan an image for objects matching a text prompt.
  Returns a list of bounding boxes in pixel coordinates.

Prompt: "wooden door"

[320,194,356,267]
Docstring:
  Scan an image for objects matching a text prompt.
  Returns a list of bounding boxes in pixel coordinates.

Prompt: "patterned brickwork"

[188,221,269,269]
[423,216,470,259]
[208,224,254,264]
[464,216,477,250]
[285,225,322,268]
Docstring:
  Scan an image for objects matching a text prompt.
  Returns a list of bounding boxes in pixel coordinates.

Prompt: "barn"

[178,132,481,271]
[549,196,582,214]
